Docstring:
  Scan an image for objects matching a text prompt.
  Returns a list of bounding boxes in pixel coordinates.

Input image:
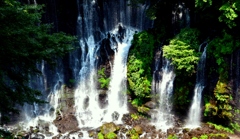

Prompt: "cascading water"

[73,26,141,128]
[74,0,152,130]
[74,35,103,128]
[152,58,176,131]
[9,0,152,137]
[21,60,63,137]
[102,27,137,123]
[185,44,207,128]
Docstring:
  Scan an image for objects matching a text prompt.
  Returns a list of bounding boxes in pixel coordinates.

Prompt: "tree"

[195,0,240,28]
[127,31,155,106]
[0,0,76,115]
[163,28,200,75]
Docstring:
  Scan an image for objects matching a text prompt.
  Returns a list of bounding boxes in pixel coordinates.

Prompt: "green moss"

[127,129,139,139]
[105,132,117,139]
[209,133,228,138]
[131,113,140,120]
[207,122,234,133]
[98,67,110,89]
[167,134,178,139]
[199,134,208,139]
[97,132,104,139]
[230,122,240,132]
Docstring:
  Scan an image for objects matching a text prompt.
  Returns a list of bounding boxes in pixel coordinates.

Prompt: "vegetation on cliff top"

[128,0,240,132]
[0,0,76,117]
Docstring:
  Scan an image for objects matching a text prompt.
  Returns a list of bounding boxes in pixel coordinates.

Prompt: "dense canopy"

[0,0,76,114]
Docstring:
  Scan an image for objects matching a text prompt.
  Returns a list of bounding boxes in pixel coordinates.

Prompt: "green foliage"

[214,81,233,120]
[204,102,218,116]
[219,2,240,28]
[0,0,76,114]
[163,28,200,111]
[204,80,233,124]
[137,106,149,114]
[163,28,200,75]
[207,122,234,133]
[131,98,143,107]
[127,31,155,104]
[130,113,140,120]
[105,132,117,139]
[209,133,228,138]
[97,132,104,139]
[230,122,240,132]
[192,137,198,139]
[127,129,139,139]
[195,0,212,8]
[167,134,178,139]
[208,31,240,80]
[195,0,240,28]
[0,129,13,139]
[98,67,110,89]
[199,134,208,139]
[173,80,192,109]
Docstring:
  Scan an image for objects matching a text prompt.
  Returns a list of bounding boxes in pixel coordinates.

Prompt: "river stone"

[134,125,143,135]
[144,101,157,109]
[101,122,119,135]
[53,114,79,133]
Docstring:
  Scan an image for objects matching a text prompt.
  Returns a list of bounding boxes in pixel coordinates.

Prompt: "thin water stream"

[185,44,207,128]
[152,59,176,131]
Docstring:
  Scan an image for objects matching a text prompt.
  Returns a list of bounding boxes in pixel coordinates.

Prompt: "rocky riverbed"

[1,112,239,139]
[1,87,239,139]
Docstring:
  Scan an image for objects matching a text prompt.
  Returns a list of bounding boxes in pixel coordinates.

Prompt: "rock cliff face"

[13,0,153,135]
[4,0,240,138]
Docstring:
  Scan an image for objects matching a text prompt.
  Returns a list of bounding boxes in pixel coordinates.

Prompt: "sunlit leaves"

[213,80,233,120]
[195,0,240,28]
[219,2,240,28]
[127,31,155,101]
[163,28,200,75]
[195,0,212,8]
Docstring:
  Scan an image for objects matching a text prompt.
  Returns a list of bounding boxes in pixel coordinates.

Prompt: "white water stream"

[8,0,152,138]
[18,61,62,138]
[152,59,176,131]
[102,28,136,123]
[185,45,207,128]
[74,27,137,128]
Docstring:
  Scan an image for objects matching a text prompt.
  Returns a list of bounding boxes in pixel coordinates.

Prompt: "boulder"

[101,122,119,135]
[134,125,143,135]
[144,101,157,109]
[53,115,79,133]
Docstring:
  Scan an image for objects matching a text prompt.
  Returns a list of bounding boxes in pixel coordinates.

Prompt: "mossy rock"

[105,132,117,139]
[209,133,229,139]
[101,122,119,135]
[134,125,143,135]
[182,128,190,133]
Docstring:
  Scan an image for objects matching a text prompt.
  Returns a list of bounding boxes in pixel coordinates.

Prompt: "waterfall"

[185,44,207,128]
[152,58,176,131]
[74,26,137,128]
[102,28,137,123]
[8,0,152,136]
[21,60,63,136]
[74,35,102,128]
[74,0,152,129]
